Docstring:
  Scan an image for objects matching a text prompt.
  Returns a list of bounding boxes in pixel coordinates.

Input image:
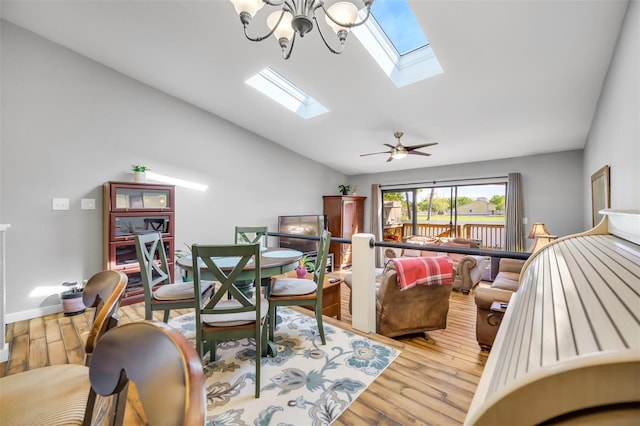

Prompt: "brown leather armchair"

[474,258,525,350]
[345,261,453,338]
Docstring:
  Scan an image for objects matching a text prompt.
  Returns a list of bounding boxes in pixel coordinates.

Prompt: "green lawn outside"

[412,214,505,224]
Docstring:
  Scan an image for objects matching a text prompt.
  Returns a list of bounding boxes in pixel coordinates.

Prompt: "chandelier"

[230,0,375,60]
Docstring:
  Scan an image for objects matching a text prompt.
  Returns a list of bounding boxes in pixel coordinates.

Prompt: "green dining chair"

[135,232,213,322]
[235,225,268,246]
[233,226,268,298]
[267,229,331,345]
[192,242,267,398]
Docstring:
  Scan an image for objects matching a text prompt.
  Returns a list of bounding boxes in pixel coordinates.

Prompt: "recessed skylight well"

[353,0,443,87]
[246,68,328,119]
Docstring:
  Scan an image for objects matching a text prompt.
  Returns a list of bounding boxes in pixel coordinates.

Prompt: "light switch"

[81,198,96,210]
[52,198,70,211]
[523,217,528,225]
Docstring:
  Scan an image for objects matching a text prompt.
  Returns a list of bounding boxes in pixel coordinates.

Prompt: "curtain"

[505,172,525,251]
[370,184,383,267]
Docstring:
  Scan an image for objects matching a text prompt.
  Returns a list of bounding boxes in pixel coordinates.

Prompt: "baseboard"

[5,303,63,324]
[0,343,8,362]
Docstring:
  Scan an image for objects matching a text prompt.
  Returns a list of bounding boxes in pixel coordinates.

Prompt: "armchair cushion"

[440,241,470,261]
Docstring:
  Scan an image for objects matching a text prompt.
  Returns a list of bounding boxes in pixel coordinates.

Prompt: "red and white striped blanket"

[391,256,454,291]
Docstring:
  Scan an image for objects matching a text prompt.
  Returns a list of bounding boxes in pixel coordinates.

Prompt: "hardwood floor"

[1,282,489,425]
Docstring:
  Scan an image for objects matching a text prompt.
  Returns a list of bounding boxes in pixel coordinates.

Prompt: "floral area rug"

[168,307,400,425]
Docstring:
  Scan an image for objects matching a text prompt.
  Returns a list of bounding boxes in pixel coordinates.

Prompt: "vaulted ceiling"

[0,0,629,175]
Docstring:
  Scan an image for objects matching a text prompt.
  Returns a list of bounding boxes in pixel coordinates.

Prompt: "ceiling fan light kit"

[230,0,374,60]
[360,131,438,162]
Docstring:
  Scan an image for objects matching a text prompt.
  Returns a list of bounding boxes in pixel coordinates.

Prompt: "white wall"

[351,150,584,239]
[1,21,347,318]
[584,0,640,224]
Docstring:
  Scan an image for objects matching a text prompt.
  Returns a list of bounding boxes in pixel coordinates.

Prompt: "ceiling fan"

[360,132,438,162]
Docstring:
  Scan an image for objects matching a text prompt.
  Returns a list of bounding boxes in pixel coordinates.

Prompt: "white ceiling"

[1,0,629,175]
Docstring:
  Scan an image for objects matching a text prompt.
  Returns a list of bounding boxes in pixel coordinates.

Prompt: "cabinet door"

[108,238,174,271]
[341,200,355,239]
[109,182,174,212]
[110,212,173,241]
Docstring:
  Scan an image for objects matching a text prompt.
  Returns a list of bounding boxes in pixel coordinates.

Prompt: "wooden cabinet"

[323,195,366,269]
[103,181,175,305]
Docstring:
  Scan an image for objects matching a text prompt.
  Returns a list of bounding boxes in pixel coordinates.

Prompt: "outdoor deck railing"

[400,223,505,250]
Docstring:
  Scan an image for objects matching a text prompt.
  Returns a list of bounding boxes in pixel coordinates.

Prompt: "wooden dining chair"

[89,320,206,426]
[268,229,331,345]
[192,242,266,398]
[0,270,127,426]
[135,232,213,322]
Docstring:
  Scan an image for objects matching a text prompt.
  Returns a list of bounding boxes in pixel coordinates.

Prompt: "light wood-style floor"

[1,283,489,425]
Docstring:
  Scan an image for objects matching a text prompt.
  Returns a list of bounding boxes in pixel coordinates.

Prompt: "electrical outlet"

[523,217,528,225]
[81,198,96,210]
[52,198,70,211]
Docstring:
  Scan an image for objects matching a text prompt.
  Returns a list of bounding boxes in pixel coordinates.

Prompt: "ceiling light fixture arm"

[281,31,297,60]
[240,7,286,42]
[313,16,346,54]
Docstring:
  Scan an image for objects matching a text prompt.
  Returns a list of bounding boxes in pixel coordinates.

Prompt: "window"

[353,0,443,87]
[382,182,507,249]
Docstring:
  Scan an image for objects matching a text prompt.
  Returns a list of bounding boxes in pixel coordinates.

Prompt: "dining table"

[176,246,303,297]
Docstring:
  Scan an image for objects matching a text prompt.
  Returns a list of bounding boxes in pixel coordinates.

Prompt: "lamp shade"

[267,11,295,41]
[527,221,550,239]
[230,0,264,17]
[325,1,359,34]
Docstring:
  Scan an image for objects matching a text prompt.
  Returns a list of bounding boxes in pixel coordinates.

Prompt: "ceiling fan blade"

[408,151,432,157]
[406,142,438,151]
[386,155,394,162]
[360,150,393,157]
[383,143,396,149]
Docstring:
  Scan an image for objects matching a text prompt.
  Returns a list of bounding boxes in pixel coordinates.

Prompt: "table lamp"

[527,221,556,252]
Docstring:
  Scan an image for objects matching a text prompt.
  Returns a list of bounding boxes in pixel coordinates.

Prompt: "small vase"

[296,268,308,279]
[133,171,146,183]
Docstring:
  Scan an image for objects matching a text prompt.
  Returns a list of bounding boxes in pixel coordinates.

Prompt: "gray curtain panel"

[371,184,383,268]
[505,172,525,251]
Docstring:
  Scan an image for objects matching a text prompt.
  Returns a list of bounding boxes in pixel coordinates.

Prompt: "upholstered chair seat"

[270,278,317,296]
[153,281,213,301]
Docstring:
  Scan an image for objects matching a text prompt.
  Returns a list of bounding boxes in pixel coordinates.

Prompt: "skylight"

[370,0,429,56]
[353,0,443,87]
[245,67,328,119]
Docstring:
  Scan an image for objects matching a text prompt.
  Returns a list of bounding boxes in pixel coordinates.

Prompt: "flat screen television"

[278,215,327,253]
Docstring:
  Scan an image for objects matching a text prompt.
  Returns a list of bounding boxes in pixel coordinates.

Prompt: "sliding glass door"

[382,182,506,249]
